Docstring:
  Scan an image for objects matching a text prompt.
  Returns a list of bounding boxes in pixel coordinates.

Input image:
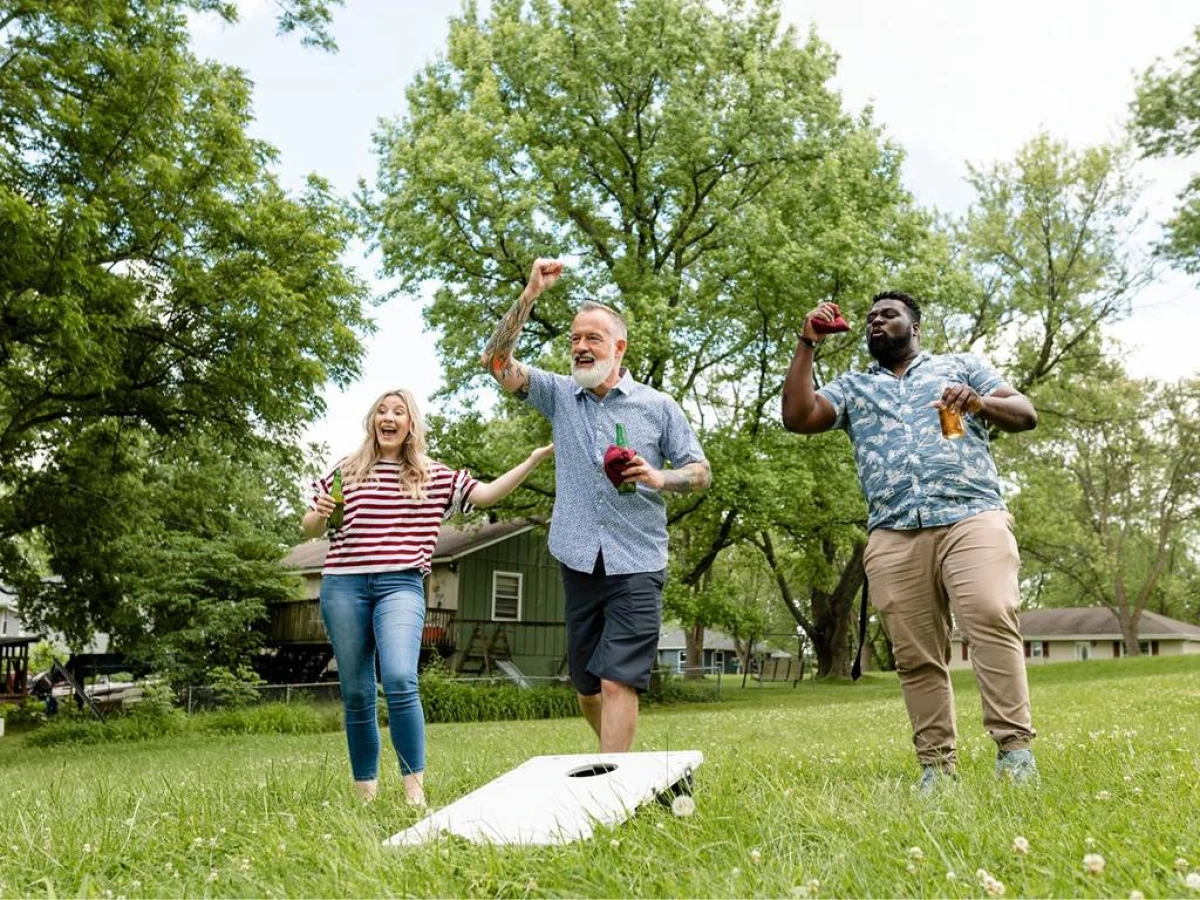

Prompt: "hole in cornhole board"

[566,763,618,778]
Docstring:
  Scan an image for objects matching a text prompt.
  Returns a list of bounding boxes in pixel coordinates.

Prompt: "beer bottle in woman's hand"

[328,468,345,529]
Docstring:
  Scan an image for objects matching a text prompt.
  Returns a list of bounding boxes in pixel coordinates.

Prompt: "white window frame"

[490,571,523,622]
[1030,641,1043,658]
[712,650,725,671]
[1075,641,1091,661]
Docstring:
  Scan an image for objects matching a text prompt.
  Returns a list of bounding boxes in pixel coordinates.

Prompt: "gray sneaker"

[914,765,958,794]
[996,748,1038,784]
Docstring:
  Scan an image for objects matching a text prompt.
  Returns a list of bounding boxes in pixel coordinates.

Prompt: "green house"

[275,521,568,680]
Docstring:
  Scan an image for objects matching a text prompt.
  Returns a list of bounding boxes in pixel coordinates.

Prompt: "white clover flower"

[1012,836,1030,855]
[976,868,989,883]
[1096,790,1112,801]
[1130,891,1145,899]
[730,867,742,878]
[1177,859,1191,872]
[807,878,820,895]
[207,870,218,883]
[192,837,203,847]
[1084,853,1106,875]
[82,843,92,854]
[1133,787,1143,796]
[946,871,957,881]
[907,846,924,861]
[749,848,762,864]
[322,834,332,842]
[671,795,696,818]
[1186,872,1200,891]
[984,877,1006,897]
[610,839,621,849]
[239,859,251,872]
[906,863,917,874]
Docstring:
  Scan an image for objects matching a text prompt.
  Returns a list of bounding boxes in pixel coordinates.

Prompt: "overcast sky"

[190,0,1200,461]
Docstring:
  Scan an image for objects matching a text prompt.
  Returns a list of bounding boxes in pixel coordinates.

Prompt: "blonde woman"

[302,389,552,804]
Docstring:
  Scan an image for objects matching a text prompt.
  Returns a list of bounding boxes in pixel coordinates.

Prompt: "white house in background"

[0,585,37,639]
[0,583,110,653]
[950,607,1200,670]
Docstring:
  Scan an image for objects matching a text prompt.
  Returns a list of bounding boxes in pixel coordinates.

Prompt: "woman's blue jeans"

[320,571,426,779]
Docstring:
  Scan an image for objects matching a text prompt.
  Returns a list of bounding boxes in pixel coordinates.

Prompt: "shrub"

[0,698,48,728]
[27,701,339,747]
[645,669,722,705]
[418,665,578,724]
[27,708,188,747]
[206,665,264,709]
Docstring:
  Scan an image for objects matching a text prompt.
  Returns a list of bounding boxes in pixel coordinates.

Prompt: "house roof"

[1017,607,1200,640]
[657,626,764,653]
[281,519,542,574]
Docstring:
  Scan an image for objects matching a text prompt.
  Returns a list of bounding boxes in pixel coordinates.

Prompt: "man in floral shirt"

[781,291,1040,791]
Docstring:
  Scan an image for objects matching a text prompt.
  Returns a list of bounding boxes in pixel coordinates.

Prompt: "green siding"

[452,528,567,677]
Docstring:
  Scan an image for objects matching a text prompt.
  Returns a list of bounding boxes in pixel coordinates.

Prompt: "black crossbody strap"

[850,575,869,681]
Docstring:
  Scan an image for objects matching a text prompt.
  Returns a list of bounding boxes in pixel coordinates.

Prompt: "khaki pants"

[864,510,1034,769]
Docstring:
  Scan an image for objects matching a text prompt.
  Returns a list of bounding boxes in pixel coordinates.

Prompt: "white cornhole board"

[385,750,702,847]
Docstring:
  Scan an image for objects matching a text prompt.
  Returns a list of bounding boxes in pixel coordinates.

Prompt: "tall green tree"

[947,133,1151,398]
[0,0,371,640]
[1132,25,1200,274]
[369,0,940,677]
[1011,376,1200,652]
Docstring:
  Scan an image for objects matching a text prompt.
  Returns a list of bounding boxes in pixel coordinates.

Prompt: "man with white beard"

[482,258,710,752]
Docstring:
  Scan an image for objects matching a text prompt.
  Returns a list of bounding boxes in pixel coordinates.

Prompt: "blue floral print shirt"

[817,352,1009,531]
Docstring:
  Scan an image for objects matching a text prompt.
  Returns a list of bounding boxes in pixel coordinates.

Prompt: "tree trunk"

[808,540,865,679]
[1118,604,1142,657]
[757,531,865,680]
[684,623,705,680]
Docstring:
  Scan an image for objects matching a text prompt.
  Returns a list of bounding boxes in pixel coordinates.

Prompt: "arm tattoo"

[483,290,535,376]
[660,461,712,494]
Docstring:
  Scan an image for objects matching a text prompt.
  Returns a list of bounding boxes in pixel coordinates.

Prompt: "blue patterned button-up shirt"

[817,352,1008,532]
[525,367,706,575]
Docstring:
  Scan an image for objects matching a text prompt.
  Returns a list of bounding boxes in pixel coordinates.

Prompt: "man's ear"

[615,337,628,358]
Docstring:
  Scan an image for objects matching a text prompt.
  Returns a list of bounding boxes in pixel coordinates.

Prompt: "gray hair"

[577,300,628,341]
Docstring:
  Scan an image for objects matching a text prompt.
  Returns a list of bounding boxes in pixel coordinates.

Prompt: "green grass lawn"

[2,655,1198,898]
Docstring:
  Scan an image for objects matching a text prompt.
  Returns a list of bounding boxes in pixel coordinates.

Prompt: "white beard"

[571,356,615,390]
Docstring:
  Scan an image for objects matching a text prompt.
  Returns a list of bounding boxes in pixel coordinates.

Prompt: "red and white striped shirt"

[312,460,478,575]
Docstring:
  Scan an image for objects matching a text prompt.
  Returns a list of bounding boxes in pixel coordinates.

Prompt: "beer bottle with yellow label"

[327,468,345,530]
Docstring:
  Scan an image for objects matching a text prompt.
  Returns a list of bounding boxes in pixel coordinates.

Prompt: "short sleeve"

[661,399,706,469]
[962,354,1007,397]
[816,378,850,430]
[444,467,479,521]
[524,366,558,419]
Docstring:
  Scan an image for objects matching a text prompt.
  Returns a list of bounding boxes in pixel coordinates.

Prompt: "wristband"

[798,335,817,349]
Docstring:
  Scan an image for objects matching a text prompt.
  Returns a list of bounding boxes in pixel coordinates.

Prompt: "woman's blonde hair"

[340,389,431,499]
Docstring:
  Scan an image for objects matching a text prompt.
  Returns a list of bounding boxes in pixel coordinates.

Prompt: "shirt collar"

[574,367,637,397]
[868,350,931,376]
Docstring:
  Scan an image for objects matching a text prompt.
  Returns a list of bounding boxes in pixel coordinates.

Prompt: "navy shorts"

[561,552,665,695]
